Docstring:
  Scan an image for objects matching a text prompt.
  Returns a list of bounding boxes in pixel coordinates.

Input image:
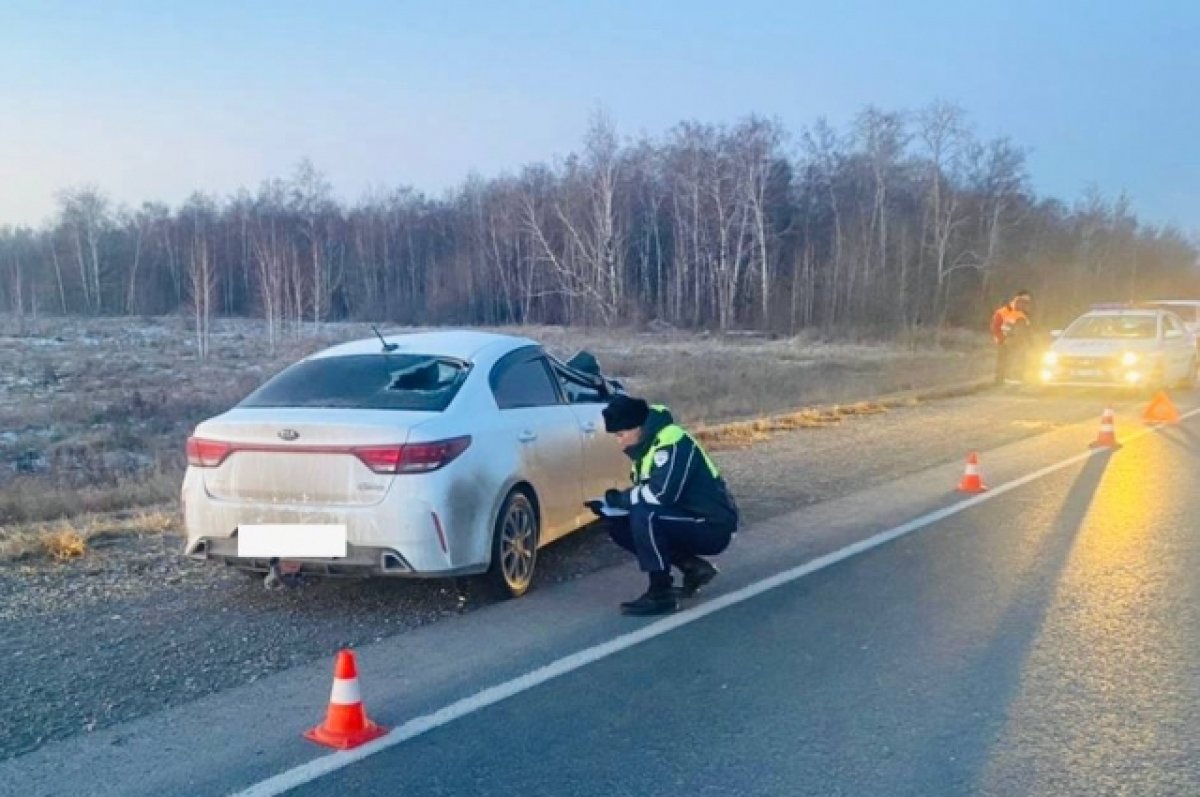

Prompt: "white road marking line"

[233,408,1199,797]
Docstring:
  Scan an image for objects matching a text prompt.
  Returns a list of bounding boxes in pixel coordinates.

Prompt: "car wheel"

[486,489,539,599]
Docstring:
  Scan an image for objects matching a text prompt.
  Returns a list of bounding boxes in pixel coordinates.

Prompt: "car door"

[1162,314,1192,380]
[550,363,628,501]
[490,350,584,543]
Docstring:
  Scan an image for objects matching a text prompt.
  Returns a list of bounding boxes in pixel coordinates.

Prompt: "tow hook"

[264,558,304,590]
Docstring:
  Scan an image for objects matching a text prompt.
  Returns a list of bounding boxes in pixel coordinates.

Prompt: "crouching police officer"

[593,394,739,616]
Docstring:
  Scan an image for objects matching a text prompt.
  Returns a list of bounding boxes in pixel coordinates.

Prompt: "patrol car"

[1039,306,1196,390]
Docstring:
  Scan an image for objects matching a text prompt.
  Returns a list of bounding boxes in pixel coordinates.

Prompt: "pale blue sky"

[2,0,1197,230]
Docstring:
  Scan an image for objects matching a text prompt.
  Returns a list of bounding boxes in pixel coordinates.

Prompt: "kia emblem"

[278,429,300,441]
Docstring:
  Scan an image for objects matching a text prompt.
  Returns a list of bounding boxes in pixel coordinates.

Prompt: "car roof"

[309,329,539,362]
[1080,308,1161,318]
[1143,300,1200,306]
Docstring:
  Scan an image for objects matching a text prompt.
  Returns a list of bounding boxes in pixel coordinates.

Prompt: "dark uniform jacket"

[617,405,739,529]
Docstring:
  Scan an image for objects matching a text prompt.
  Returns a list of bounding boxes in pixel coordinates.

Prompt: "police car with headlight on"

[1040,306,1196,390]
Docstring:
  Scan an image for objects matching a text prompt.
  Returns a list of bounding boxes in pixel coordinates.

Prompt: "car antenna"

[371,324,398,352]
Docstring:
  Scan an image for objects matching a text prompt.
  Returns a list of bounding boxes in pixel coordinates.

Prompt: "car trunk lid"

[190,408,433,506]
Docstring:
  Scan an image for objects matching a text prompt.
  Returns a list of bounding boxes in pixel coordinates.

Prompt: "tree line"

[2,102,1196,354]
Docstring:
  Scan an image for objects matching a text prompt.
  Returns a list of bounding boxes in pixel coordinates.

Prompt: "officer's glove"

[605,488,631,510]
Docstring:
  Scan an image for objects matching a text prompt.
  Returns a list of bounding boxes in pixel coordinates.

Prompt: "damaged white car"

[182,330,628,597]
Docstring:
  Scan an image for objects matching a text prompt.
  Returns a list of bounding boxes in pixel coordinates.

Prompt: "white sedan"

[1142,300,1200,348]
[182,330,629,597]
[1039,308,1196,390]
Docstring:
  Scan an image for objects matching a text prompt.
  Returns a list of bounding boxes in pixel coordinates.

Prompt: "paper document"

[585,499,629,518]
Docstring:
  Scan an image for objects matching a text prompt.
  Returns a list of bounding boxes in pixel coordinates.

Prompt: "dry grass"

[502,323,990,425]
[694,383,991,450]
[43,527,87,561]
[0,509,178,563]
[0,470,182,525]
[0,313,991,562]
[696,401,890,449]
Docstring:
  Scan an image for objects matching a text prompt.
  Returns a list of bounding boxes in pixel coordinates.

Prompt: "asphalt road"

[5,391,1199,796]
[289,416,1200,795]
[0,386,1159,761]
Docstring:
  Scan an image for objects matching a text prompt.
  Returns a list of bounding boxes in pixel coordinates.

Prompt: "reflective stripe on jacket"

[623,405,738,528]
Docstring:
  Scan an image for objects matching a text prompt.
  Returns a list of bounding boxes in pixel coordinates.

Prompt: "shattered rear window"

[238,354,470,411]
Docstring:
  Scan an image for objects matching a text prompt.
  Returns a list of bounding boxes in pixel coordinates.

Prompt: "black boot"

[620,572,678,616]
[677,556,718,597]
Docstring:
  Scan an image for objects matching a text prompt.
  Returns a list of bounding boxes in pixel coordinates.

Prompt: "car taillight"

[353,436,471,475]
[186,437,233,468]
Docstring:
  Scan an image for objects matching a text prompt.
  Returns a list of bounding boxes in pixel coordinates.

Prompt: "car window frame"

[489,346,566,410]
[1164,313,1185,339]
[548,359,612,405]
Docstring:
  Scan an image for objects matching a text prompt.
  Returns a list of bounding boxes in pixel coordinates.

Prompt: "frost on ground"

[0,313,988,549]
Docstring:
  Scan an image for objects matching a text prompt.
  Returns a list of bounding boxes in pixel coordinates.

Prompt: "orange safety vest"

[991,302,1028,342]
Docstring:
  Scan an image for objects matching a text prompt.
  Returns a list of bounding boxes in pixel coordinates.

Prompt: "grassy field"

[0,314,990,559]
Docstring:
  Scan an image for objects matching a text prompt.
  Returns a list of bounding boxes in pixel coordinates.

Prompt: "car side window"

[554,365,608,404]
[1165,315,1184,337]
[492,357,561,410]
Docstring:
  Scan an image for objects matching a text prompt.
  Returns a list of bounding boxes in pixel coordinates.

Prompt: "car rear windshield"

[1065,316,1157,339]
[238,354,470,411]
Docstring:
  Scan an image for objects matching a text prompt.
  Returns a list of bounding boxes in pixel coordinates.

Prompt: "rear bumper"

[181,471,494,575]
[186,536,487,578]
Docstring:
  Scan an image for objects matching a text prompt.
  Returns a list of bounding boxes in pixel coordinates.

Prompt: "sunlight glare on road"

[978,440,1196,793]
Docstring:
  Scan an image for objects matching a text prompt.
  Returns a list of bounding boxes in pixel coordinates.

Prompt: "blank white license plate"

[1071,368,1102,377]
[237,524,347,558]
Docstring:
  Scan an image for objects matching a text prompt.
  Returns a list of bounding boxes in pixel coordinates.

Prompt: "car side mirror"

[1050,330,1063,339]
[566,351,601,376]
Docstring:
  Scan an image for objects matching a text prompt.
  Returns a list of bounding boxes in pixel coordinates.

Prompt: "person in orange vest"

[991,289,1032,384]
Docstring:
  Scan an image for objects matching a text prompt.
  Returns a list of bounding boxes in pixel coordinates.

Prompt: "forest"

[2,103,1196,355]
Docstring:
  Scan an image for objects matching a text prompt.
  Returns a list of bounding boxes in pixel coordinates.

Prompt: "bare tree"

[916,101,972,327]
[290,159,335,325]
[57,186,111,313]
[182,194,219,359]
[3,105,1195,338]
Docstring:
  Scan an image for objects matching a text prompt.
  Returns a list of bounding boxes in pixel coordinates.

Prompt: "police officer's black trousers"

[608,503,733,574]
[995,337,1028,383]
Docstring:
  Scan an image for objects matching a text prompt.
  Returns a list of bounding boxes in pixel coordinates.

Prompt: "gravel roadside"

[0,388,1154,759]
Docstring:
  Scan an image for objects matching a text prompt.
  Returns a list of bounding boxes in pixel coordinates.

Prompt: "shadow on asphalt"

[908,450,1115,786]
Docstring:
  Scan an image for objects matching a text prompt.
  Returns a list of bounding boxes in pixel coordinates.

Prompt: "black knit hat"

[603,394,650,432]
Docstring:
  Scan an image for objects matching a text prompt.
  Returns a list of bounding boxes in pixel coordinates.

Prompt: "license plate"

[237,524,348,558]
[1071,368,1102,377]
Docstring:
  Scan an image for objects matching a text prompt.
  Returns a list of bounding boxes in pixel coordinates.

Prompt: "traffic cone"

[304,649,388,750]
[1089,407,1122,449]
[1143,391,1180,425]
[957,452,988,493]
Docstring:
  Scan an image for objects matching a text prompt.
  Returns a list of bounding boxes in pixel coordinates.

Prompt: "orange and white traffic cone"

[1143,391,1181,425]
[957,452,988,493]
[1089,407,1122,449]
[304,649,388,750]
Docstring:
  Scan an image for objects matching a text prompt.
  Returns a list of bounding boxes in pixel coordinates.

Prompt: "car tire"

[485,489,539,599]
